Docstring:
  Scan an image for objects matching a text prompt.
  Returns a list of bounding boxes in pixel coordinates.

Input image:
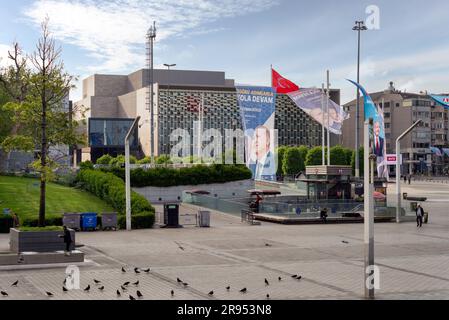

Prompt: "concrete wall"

[93,74,129,97]
[133,179,254,204]
[118,91,137,118]
[90,97,119,118]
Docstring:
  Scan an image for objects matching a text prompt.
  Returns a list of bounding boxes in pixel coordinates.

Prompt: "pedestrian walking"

[415,204,424,228]
[403,175,407,183]
[59,226,73,256]
[408,174,412,185]
[320,207,328,224]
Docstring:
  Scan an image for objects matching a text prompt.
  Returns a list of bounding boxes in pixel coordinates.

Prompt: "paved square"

[1,180,449,300]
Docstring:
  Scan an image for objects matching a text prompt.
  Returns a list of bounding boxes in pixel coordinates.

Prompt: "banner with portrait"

[348,80,389,180]
[236,86,277,181]
[287,88,349,135]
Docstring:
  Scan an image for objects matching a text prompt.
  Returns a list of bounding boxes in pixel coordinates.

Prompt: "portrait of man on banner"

[236,86,277,181]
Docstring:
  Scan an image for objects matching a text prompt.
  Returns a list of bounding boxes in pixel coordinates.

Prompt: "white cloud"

[23,0,278,74]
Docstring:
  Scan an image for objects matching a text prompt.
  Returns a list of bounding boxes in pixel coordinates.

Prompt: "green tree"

[1,20,86,226]
[275,146,288,176]
[282,147,304,175]
[330,145,348,165]
[351,146,364,174]
[96,154,113,165]
[343,147,353,166]
[305,146,328,166]
[156,154,172,165]
[297,145,309,168]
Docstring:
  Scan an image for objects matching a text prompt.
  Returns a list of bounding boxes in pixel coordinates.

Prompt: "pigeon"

[134,268,141,274]
[84,285,90,292]
[133,281,139,286]
[177,278,182,283]
[46,291,54,297]
[98,286,105,291]
[136,290,143,298]
[94,279,101,284]
[183,282,189,287]
[11,280,19,287]
[63,286,68,292]
[175,242,185,251]
[129,295,136,300]
[121,285,127,291]
[278,277,282,281]
[1,291,8,297]
[265,243,272,247]
[239,288,247,293]
[342,241,349,244]
[265,278,269,286]
[116,290,121,297]
[226,286,230,291]
[121,267,126,273]
[123,282,130,286]
[296,276,302,280]
[291,275,298,279]
[63,278,67,285]
[171,290,174,297]
[142,268,150,273]
[266,294,270,299]
[208,291,214,296]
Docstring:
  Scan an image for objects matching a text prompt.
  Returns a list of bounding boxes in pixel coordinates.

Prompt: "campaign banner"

[430,95,449,109]
[347,80,388,180]
[236,86,277,181]
[287,88,349,135]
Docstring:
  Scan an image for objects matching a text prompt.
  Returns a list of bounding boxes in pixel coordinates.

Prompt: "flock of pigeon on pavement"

[0,265,303,300]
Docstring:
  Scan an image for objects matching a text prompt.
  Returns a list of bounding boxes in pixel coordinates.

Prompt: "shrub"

[80,161,94,170]
[282,147,305,175]
[100,164,252,188]
[305,146,327,166]
[156,155,172,165]
[96,154,113,165]
[117,211,155,230]
[21,215,63,227]
[76,169,155,228]
[137,157,151,164]
[110,155,137,167]
[0,215,13,233]
[330,145,348,166]
[19,226,63,232]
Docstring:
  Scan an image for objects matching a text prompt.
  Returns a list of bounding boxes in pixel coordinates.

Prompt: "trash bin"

[403,193,408,200]
[81,213,97,231]
[63,213,81,231]
[163,204,180,228]
[101,212,117,231]
[198,211,210,227]
[423,212,429,224]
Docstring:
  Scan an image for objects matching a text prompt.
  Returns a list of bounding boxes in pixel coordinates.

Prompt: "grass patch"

[18,226,63,232]
[0,175,114,220]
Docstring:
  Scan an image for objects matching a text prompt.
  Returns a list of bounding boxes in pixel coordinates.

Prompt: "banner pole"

[322,83,325,166]
[326,70,331,166]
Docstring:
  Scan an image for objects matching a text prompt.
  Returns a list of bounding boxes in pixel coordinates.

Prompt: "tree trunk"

[38,84,47,227]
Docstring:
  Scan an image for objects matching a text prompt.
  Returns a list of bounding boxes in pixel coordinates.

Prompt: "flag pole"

[322,83,325,166]
[326,70,331,166]
[270,64,273,87]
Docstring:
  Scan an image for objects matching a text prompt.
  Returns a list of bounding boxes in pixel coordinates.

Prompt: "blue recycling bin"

[81,213,98,231]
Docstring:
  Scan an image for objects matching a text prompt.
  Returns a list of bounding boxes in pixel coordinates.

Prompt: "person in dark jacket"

[320,208,328,224]
[415,204,424,228]
[59,226,73,256]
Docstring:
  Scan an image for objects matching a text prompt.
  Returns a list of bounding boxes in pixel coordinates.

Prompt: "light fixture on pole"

[147,21,157,164]
[353,20,367,178]
[396,120,422,223]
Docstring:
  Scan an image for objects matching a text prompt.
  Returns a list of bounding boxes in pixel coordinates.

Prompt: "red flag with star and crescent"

[271,68,300,94]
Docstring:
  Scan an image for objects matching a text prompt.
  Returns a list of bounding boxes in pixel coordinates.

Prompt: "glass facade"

[89,118,138,148]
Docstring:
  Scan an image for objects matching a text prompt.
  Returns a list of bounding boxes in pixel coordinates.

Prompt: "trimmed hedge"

[102,164,252,188]
[21,215,63,228]
[76,169,155,228]
[0,215,13,233]
[118,212,155,230]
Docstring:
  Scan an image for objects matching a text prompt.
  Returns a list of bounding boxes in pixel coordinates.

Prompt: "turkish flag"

[272,68,300,94]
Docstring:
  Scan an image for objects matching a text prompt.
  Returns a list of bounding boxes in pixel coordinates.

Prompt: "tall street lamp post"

[147,22,157,164]
[353,21,367,178]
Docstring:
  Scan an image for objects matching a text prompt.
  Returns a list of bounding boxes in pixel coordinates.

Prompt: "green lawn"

[0,175,114,219]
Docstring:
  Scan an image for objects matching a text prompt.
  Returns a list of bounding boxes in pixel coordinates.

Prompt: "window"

[384,112,391,118]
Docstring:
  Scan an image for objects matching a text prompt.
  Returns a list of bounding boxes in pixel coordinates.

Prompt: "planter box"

[9,228,75,253]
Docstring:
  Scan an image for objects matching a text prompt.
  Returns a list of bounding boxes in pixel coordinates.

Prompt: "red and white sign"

[385,154,402,165]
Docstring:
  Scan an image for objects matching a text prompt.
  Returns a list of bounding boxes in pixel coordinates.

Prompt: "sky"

[1,0,448,104]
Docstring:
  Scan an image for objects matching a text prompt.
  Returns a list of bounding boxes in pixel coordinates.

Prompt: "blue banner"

[236,86,277,181]
[347,80,388,180]
[430,95,449,109]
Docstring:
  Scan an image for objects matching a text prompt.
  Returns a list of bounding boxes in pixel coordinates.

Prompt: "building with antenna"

[73,68,340,164]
